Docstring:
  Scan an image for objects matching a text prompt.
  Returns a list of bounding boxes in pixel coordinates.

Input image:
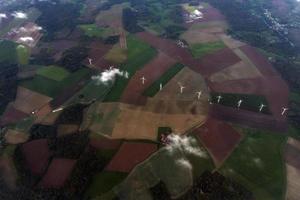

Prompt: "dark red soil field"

[105,142,157,173]
[208,75,289,120]
[194,48,241,76]
[136,32,240,77]
[21,139,51,175]
[90,137,122,150]
[121,51,177,105]
[85,41,114,70]
[240,45,278,76]
[285,144,300,169]
[0,105,28,126]
[38,158,76,188]
[209,104,288,132]
[192,117,242,166]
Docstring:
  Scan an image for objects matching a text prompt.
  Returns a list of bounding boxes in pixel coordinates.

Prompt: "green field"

[16,45,30,65]
[79,24,114,38]
[104,35,157,101]
[20,68,91,98]
[0,40,18,63]
[36,66,70,81]
[86,171,127,198]
[67,80,113,104]
[143,63,184,97]
[190,41,226,58]
[290,92,300,103]
[220,129,287,200]
[211,93,271,114]
[0,41,31,65]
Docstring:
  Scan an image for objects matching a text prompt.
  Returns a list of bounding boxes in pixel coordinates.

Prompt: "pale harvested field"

[13,87,52,114]
[181,31,219,44]
[4,129,29,145]
[209,60,262,83]
[95,3,127,30]
[220,34,246,49]
[285,137,300,200]
[85,68,208,140]
[181,21,226,45]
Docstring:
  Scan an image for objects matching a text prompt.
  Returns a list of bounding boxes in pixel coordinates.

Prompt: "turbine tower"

[281,107,289,115]
[140,76,146,84]
[216,95,222,103]
[88,58,93,65]
[259,103,266,112]
[237,99,243,109]
[196,91,202,100]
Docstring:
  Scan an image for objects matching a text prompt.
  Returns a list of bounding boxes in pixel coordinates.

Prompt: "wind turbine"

[281,107,289,115]
[237,99,243,109]
[177,82,185,94]
[216,95,222,103]
[196,91,202,100]
[88,58,93,65]
[124,71,129,79]
[52,107,64,113]
[140,76,146,85]
[259,103,266,112]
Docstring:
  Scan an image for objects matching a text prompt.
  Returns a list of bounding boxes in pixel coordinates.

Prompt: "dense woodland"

[150,171,252,200]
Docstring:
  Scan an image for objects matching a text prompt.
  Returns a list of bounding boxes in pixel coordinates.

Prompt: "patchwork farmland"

[0,1,293,200]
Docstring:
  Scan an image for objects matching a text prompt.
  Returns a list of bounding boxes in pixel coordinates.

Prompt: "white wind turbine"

[237,99,243,109]
[88,58,93,65]
[281,107,289,116]
[216,95,222,103]
[140,76,146,84]
[177,82,185,94]
[259,103,266,112]
[196,91,202,100]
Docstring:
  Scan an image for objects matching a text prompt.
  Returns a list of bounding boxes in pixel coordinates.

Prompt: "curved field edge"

[219,128,287,200]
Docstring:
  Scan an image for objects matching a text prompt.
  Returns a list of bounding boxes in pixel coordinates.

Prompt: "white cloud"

[17,36,34,43]
[0,13,7,19]
[166,134,208,158]
[175,158,192,171]
[11,11,28,19]
[91,68,129,85]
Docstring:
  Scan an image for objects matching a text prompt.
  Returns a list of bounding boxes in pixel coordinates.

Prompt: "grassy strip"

[104,35,157,101]
[143,63,184,97]
[220,128,287,200]
[79,24,114,38]
[36,65,70,81]
[190,41,226,58]
[86,171,127,199]
[211,93,271,114]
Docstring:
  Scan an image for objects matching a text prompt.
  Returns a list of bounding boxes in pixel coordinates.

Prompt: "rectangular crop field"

[210,93,271,114]
[36,66,70,81]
